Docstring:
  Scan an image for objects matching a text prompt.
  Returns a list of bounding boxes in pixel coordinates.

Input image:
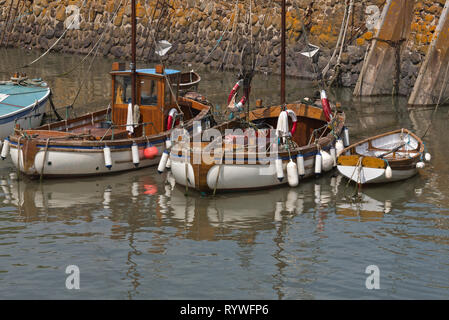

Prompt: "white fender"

[131,143,139,167]
[158,150,170,173]
[276,157,284,182]
[385,165,392,179]
[166,158,171,169]
[1,139,10,160]
[287,160,299,187]
[321,150,333,172]
[315,151,322,176]
[297,153,305,177]
[416,161,425,169]
[330,146,337,167]
[343,126,350,147]
[165,138,172,149]
[103,146,112,169]
[336,139,344,156]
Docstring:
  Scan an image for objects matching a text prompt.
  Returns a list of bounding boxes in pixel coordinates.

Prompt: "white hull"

[9,142,164,177]
[337,165,418,184]
[0,97,48,139]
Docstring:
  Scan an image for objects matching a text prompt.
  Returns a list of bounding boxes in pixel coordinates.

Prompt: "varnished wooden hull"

[6,97,211,178]
[170,103,346,193]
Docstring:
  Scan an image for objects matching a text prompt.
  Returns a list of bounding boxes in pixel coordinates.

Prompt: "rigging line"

[225,0,243,71]
[328,0,354,87]
[321,0,349,78]
[336,0,353,68]
[202,4,233,65]
[50,0,125,78]
[0,0,15,47]
[147,16,184,118]
[145,0,170,62]
[70,0,128,113]
[19,0,88,69]
[3,0,22,48]
[219,0,239,71]
[141,0,162,53]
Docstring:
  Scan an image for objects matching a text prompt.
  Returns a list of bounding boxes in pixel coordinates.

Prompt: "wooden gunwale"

[339,128,424,170]
[8,97,210,148]
[177,71,201,88]
[173,105,344,163]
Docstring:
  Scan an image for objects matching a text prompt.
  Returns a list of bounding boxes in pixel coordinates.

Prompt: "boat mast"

[281,0,286,105]
[131,0,137,107]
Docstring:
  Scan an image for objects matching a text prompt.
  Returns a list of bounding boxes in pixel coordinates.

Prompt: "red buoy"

[144,145,158,159]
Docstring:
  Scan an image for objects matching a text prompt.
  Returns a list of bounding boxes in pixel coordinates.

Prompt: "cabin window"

[140,78,158,106]
[114,76,132,104]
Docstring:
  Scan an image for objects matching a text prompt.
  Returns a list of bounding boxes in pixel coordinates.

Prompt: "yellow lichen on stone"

[363,31,373,40]
[356,38,365,46]
[425,14,434,22]
[310,25,320,35]
[136,2,146,18]
[55,5,66,22]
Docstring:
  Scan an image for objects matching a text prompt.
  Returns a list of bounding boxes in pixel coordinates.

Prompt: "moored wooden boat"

[3,64,211,178]
[167,0,347,193]
[337,128,429,184]
[0,75,50,139]
[169,103,345,193]
[2,1,212,178]
[175,70,201,91]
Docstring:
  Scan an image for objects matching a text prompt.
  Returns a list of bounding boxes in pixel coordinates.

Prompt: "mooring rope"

[19,0,88,69]
[327,0,354,87]
[50,0,126,78]
[219,0,240,71]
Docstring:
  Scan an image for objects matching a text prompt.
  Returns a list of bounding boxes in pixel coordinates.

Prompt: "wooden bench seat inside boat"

[69,124,129,140]
[23,125,129,141]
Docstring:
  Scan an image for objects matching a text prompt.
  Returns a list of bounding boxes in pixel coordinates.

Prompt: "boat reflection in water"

[334,174,426,222]
[2,167,426,236]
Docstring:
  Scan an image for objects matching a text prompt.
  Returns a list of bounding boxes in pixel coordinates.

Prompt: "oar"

[377,143,405,159]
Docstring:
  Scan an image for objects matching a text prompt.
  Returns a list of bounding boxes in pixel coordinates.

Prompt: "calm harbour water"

[0,48,448,299]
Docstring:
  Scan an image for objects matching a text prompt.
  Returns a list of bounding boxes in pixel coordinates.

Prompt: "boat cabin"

[110,62,180,136]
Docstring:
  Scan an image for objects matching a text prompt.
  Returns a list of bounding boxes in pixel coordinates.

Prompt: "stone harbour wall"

[0,0,446,93]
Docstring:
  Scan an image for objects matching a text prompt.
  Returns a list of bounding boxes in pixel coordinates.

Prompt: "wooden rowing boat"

[175,70,201,91]
[337,128,429,184]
